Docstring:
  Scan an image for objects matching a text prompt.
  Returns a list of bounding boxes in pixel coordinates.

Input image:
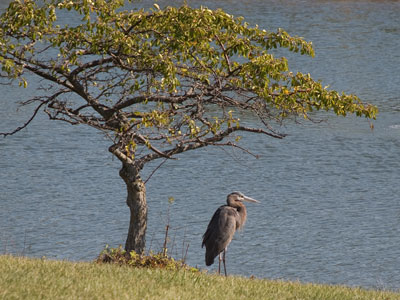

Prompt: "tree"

[0,0,377,254]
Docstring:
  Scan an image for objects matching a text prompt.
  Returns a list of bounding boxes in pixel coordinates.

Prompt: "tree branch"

[1,90,66,137]
[1,101,46,137]
[215,34,232,73]
[213,141,260,159]
[113,94,196,111]
[135,133,177,160]
[109,144,135,165]
[138,124,284,164]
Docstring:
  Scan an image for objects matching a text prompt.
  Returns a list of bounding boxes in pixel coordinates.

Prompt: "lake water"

[1,0,400,291]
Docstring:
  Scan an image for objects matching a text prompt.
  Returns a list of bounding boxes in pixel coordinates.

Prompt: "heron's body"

[202,192,259,275]
[202,203,246,266]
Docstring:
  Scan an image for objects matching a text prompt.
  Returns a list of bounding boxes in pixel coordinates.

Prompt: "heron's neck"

[236,205,247,229]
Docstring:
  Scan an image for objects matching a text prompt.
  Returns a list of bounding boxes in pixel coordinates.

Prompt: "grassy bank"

[1,255,399,300]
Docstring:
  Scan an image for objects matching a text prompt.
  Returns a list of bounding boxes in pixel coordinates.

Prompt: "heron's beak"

[242,195,260,203]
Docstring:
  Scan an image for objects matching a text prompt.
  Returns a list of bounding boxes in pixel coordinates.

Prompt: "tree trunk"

[119,162,147,254]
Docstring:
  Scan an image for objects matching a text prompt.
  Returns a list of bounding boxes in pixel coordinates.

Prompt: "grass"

[1,255,399,300]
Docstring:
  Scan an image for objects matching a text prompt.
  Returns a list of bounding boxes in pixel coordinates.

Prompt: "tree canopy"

[0,0,378,253]
[0,0,377,158]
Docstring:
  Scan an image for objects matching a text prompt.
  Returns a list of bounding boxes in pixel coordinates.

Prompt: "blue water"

[1,0,400,291]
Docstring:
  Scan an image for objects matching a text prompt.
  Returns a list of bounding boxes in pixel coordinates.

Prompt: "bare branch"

[214,34,232,73]
[213,141,260,159]
[135,133,177,160]
[23,64,74,90]
[139,124,284,164]
[113,94,196,111]
[1,101,46,137]
[144,158,168,184]
[1,90,66,137]
[70,57,114,77]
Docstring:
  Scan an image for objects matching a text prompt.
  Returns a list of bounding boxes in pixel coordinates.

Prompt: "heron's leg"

[218,253,222,274]
[223,248,227,276]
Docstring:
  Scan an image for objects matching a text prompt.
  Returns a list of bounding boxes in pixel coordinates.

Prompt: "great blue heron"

[202,191,260,276]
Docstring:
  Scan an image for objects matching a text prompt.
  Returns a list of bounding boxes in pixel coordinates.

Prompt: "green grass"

[1,255,399,300]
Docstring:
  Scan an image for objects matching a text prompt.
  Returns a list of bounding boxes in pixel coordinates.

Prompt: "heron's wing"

[202,206,240,266]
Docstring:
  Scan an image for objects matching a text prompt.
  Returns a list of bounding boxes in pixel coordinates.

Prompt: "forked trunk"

[119,162,147,254]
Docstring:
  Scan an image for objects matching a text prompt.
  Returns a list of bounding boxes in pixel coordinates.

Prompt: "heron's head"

[227,191,260,206]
